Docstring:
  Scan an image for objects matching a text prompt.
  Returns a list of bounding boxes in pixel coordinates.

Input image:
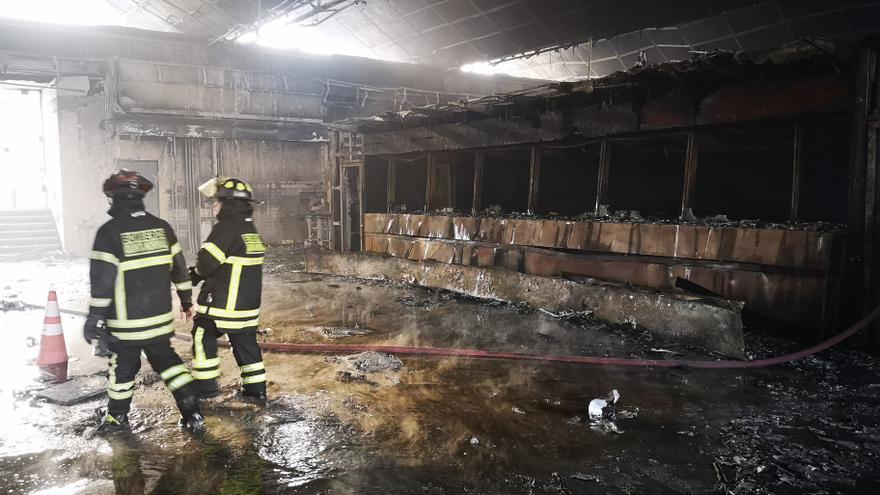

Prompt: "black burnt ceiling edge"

[352,40,852,133]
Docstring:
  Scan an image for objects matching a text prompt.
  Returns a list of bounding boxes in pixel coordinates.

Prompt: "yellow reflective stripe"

[90,297,112,307]
[196,305,260,319]
[107,310,174,329]
[226,263,243,311]
[174,280,192,291]
[167,373,193,391]
[90,250,119,265]
[112,255,171,321]
[115,270,126,320]
[193,357,221,369]
[242,374,266,384]
[215,318,260,330]
[108,389,134,400]
[194,327,206,364]
[110,323,174,341]
[170,242,182,255]
[160,364,188,381]
[192,369,221,380]
[202,242,226,263]
[108,380,135,391]
[108,353,118,390]
[227,256,263,266]
[240,362,264,373]
[107,353,133,400]
[119,254,172,271]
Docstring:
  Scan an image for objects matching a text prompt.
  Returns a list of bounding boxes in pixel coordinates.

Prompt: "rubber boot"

[94,407,130,435]
[239,383,267,405]
[175,394,205,434]
[192,378,220,399]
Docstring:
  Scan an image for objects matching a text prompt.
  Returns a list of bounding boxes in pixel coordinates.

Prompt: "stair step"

[0,248,58,259]
[0,210,60,255]
[0,219,54,226]
[0,237,60,246]
[0,246,59,256]
[0,243,60,251]
[0,218,55,228]
[0,229,57,237]
[0,209,53,216]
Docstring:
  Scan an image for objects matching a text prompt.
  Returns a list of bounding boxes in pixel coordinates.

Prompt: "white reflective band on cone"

[42,323,63,336]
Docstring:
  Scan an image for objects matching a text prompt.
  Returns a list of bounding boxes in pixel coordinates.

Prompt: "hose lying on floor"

[34,302,880,369]
[176,306,880,369]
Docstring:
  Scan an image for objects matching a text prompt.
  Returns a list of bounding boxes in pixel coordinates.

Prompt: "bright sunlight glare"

[0,0,124,26]
[237,16,374,58]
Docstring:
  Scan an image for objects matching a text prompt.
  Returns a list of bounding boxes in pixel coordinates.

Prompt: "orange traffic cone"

[36,290,68,383]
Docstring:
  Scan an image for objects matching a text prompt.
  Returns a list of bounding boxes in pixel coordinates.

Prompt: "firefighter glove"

[83,315,103,345]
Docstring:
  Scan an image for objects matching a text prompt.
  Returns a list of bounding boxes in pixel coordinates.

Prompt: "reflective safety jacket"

[89,207,192,344]
[194,213,265,332]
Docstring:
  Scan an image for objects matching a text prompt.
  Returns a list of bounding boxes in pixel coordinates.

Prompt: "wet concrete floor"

[1,251,880,494]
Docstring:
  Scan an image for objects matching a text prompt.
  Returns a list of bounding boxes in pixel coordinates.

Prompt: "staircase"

[0,209,62,259]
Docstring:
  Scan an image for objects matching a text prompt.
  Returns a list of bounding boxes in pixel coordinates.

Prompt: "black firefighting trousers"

[190,316,266,395]
[106,336,196,417]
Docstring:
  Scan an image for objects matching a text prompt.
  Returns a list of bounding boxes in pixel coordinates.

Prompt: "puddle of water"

[1,257,879,494]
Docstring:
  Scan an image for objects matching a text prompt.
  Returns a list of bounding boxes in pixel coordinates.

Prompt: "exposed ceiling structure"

[53,1,880,80]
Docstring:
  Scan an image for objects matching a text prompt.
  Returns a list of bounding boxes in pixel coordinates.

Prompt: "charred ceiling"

[352,40,852,135]
[94,0,880,79]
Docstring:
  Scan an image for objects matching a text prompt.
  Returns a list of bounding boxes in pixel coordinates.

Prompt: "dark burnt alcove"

[536,143,601,216]
[607,134,688,218]
[693,122,793,222]
[481,148,530,214]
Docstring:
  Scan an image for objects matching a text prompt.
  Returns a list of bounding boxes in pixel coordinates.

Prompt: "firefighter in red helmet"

[84,169,204,433]
[189,177,268,404]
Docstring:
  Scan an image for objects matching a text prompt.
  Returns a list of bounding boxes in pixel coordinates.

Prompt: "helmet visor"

[198,177,226,199]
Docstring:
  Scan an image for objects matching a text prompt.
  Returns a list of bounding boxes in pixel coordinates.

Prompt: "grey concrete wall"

[56,91,327,254]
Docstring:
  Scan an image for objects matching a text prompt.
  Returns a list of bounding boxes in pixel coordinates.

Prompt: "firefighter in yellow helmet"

[188,177,268,403]
[84,170,204,433]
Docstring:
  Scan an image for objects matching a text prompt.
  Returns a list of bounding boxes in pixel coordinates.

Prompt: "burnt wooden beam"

[425,152,433,212]
[362,75,850,156]
[595,139,611,215]
[697,75,849,125]
[790,121,803,224]
[846,46,878,333]
[681,131,698,218]
[364,232,829,277]
[113,118,327,141]
[866,122,880,321]
[473,151,484,214]
[386,157,396,212]
[528,146,541,215]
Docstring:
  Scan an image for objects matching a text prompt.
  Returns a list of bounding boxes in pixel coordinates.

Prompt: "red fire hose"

[177,306,880,369]
[33,302,880,369]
